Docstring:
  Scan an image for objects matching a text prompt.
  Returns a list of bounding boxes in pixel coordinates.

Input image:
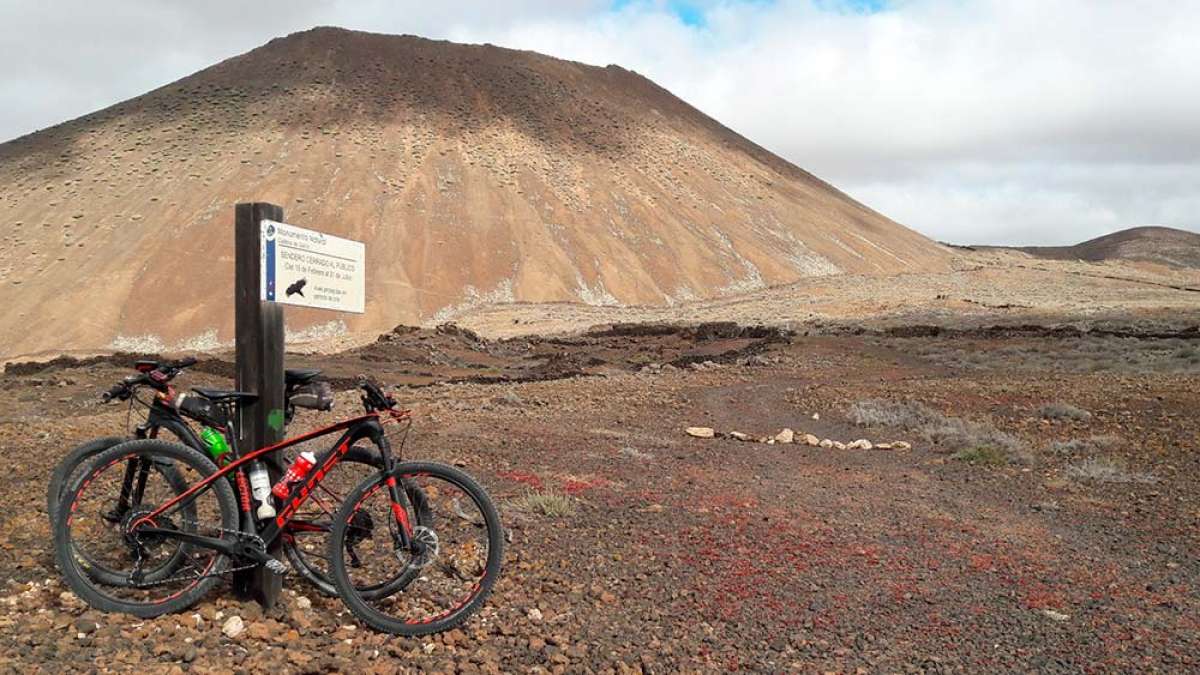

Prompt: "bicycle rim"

[331,463,503,634]
[57,444,234,610]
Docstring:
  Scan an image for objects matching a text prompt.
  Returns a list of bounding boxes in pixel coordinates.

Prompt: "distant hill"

[1013,226,1200,269]
[0,26,951,357]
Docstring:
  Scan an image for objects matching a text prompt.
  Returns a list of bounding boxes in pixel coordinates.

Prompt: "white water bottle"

[248,463,276,520]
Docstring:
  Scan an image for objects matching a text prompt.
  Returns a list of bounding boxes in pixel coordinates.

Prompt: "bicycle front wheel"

[328,462,503,635]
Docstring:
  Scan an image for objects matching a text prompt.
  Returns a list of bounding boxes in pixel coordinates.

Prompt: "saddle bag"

[173,392,229,428]
[289,380,334,411]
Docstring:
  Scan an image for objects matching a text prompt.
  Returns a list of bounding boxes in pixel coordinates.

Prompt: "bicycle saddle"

[191,388,259,406]
[285,368,322,386]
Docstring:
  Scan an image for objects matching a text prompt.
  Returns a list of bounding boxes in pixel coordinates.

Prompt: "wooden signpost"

[232,202,366,608]
[233,202,286,608]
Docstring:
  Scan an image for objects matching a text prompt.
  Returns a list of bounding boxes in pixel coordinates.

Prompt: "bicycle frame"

[109,402,204,519]
[132,408,415,561]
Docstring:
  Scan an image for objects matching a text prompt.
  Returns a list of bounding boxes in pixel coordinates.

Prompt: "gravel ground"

[0,327,1197,673]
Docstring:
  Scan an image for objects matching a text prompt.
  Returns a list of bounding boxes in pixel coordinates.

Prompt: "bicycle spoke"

[57,445,234,610]
[332,466,501,633]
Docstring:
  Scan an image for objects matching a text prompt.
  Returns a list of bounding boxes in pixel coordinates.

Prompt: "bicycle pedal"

[264,558,289,576]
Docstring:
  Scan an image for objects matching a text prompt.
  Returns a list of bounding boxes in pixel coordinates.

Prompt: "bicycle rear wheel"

[53,439,238,617]
[47,420,195,526]
[328,462,503,635]
[46,436,126,525]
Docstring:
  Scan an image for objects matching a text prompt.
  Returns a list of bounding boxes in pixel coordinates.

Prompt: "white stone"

[893,441,912,450]
[221,615,245,639]
[775,428,795,444]
[804,434,820,446]
[818,439,833,449]
[685,427,715,438]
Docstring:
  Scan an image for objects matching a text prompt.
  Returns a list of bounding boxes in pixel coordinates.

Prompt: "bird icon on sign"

[286,278,307,298]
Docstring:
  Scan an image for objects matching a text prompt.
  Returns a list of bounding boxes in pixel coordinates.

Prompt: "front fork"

[107,426,160,523]
[376,430,417,551]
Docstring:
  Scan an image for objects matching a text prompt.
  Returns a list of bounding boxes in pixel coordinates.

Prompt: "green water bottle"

[200,427,230,463]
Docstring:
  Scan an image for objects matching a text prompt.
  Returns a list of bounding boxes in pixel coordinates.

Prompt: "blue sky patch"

[611,1,889,27]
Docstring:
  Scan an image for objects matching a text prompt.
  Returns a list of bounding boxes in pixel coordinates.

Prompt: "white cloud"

[1,0,1197,245]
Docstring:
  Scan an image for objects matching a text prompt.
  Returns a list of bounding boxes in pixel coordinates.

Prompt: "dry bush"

[902,337,1200,375]
[510,491,577,518]
[1048,435,1121,456]
[1038,402,1092,421]
[848,398,1027,464]
[847,399,940,428]
[1066,457,1157,484]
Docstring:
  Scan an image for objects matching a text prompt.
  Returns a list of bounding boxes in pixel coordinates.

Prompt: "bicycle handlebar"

[101,356,198,402]
[359,378,396,412]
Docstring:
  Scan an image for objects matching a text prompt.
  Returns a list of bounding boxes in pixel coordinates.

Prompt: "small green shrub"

[951,446,1010,466]
[1175,345,1200,363]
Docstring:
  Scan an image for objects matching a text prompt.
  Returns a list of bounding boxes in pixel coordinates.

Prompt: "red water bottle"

[272,451,316,498]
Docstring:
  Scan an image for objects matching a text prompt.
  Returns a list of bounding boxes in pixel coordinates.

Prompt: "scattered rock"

[893,441,912,450]
[58,590,83,609]
[812,413,820,420]
[685,427,715,438]
[1042,609,1070,622]
[832,441,847,450]
[221,615,245,639]
[729,431,751,441]
[775,428,795,444]
[819,439,834,449]
[246,622,273,640]
[527,607,544,622]
[803,434,820,446]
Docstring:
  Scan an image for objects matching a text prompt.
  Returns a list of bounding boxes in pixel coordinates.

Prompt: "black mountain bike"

[47,358,382,597]
[53,379,503,635]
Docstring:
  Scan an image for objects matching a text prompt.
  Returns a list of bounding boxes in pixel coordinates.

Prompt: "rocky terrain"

[1,21,1197,675]
[1,319,1197,672]
[447,247,1200,340]
[0,26,950,358]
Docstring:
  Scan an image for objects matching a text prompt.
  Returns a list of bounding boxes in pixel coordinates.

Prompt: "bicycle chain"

[126,520,273,589]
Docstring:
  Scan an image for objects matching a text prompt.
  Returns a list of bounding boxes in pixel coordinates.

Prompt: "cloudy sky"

[1,0,1197,245]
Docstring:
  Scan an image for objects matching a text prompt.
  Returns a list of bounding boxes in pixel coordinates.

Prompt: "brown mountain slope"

[0,27,951,358]
[1012,226,1200,269]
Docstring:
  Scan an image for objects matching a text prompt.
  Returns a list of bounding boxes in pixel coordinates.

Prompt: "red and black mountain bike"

[46,358,385,598]
[53,379,503,635]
